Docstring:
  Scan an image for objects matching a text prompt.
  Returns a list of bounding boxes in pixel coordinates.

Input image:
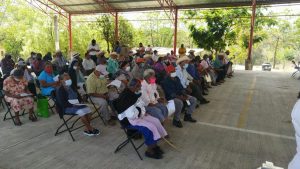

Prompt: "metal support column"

[54,15,60,51]
[115,12,118,41]
[246,0,256,70]
[68,14,72,52]
[173,8,178,55]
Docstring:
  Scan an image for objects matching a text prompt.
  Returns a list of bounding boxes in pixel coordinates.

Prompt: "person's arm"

[39,80,58,88]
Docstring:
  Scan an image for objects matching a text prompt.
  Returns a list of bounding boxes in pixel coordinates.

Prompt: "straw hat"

[176,55,190,65]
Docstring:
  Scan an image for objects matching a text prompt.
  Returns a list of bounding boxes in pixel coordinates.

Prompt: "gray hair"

[143,69,155,78]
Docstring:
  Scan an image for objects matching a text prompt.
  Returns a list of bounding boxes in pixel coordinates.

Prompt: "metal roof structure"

[28,0,300,69]
[48,0,300,14]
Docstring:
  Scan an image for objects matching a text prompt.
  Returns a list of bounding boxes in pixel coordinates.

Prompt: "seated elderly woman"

[115,79,168,159]
[56,73,100,136]
[141,69,168,123]
[3,69,37,125]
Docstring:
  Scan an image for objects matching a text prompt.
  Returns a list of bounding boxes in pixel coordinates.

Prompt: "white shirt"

[141,80,160,105]
[82,58,96,70]
[152,54,159,62]
[87,43,100,56]
[176,65,193,88]
[289,99,300,169]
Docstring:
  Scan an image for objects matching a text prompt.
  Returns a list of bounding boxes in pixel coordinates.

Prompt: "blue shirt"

[186,64,200,80]
[161,76,185,101]
[38,70,55,96]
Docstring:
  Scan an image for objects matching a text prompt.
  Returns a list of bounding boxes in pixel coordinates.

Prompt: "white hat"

[18,61,26,66]
[95,65,109,76]
[176,55,190,65]
[143,54,152,58]
[107,79,122,88]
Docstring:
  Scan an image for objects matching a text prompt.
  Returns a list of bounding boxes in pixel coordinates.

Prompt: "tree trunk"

[273,37,280,69]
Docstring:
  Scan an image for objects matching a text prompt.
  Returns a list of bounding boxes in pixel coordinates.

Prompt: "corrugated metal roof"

[50,0,300,14]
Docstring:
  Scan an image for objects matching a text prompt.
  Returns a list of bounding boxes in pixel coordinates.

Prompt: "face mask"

[73,66,78,70]
[65,79,72,86]
[170,72,177,77]
[45,67,53,74]
[183,63,189,69]
[125,66,131,72]
[149,77,156,84]
[99,75,105,79]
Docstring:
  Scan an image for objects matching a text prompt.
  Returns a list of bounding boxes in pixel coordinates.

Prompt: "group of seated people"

[1,44,234,159]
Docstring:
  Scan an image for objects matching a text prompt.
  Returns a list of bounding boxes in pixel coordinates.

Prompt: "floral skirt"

[5,96,34,112]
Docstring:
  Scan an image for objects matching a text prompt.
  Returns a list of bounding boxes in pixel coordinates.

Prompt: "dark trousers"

[28,82,37,96]
[189,82,205,102]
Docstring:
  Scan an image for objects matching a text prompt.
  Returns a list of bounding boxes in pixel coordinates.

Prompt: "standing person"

[87,39,100,64]
[1,53,15,79]
[178,44,186,58]
[139,43,145,56]
[3,69,37,125]
[145,45,153,54]
[289,92,300,169]
[225,50,233,77]
[152,50,159,63]
[86,65,116,125]
[52,50,67,74]
[82,52,96,76]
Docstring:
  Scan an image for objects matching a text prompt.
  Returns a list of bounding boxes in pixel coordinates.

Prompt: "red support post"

[173,8,178,55]
[115,12,118,41]
[68,14,72,52]
[247,0,256,63]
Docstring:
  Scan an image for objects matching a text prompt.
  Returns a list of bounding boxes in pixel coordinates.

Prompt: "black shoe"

[173,119,183,128]
[92,128,100,135]
[145,151,163,159]
[154,146,164,155]
[184,115,197,123]
[200,100,210,104]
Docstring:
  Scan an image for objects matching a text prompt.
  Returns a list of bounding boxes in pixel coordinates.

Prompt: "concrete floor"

[0,70,298,169]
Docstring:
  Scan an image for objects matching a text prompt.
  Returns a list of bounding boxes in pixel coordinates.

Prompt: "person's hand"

[157,98,166,104]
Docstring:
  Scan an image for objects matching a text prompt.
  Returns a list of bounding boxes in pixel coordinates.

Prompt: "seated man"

[115,79,167,159]
[176,56,209,104]
[38,62,59,96]
[212,54,226,83]
[86,65,115,125]
[82,52,95,76]
[161,66,197,128]
[3,69,37,125]
[141,69,168,123]
[56,73,99,136]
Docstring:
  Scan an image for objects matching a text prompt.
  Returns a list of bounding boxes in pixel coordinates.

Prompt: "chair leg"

[128,138,143,160]
[114,139,130,153]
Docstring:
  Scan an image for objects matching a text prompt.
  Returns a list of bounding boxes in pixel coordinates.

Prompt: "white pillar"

[54,15,60,51]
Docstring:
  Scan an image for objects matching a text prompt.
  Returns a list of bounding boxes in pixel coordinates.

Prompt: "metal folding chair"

[52,91,85,141]
[1,91,31,126]
[112,100,145,160]
[82,84,106,126]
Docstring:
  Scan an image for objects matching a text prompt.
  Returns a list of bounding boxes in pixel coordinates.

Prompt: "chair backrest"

[52,90,64,119]
[112,99,130,129]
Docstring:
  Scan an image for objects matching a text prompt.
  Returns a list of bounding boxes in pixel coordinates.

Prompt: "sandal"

[29,116,37,122]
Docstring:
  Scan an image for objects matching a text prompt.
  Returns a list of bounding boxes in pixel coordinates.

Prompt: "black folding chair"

[112,100,145,160]
[52,91,85,142]
[82,84,106,126]
[1,91,31,125]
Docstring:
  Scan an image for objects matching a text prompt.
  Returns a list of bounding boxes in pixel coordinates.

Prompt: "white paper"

[20,93,33,97]
[186,100,191,106]
[167,100,175,116]
[68,99,79,104]
[53,75,59,82]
